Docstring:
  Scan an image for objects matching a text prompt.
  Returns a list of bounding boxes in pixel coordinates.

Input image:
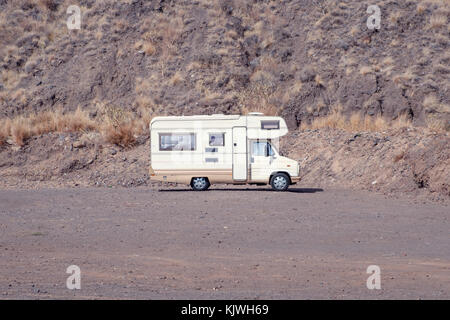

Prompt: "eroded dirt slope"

[0,128,448,203]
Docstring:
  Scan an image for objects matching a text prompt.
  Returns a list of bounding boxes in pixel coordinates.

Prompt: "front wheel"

[191,177,210,191]
[270,173,290,191]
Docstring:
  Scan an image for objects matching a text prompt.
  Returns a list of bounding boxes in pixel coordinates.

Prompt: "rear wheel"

[270,173,290,191]
[191,177,210,191]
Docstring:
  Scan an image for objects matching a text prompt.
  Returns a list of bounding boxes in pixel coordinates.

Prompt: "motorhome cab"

[149,113,300,191]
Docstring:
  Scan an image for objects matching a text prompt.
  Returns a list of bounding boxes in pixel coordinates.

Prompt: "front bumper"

[290,176,301,184]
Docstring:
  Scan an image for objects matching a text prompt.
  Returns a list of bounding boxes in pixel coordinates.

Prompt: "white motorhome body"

[149,114,300,191]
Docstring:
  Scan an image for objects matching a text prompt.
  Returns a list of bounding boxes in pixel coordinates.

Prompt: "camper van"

[149,113,300,191]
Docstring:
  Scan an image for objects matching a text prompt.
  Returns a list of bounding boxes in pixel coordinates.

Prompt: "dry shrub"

[55,108,96,132]
[238,81,279,116]
[0,118,12,146]
[10,116,32,146]
[135,95,155,111]
[389,11,402,24]
[417,3,427,14]
[429,14,447,29]
[314,75,325,87]
[135,40,156,55]
[143,42,156,55]
[392,113,412,129]
[140,14,183,61]
[423,95,439,110]
[97,102,154,147]
[282,81,303,103]
[1,70,22,90]
[101,121,136,148]
[135,106,153,135]
[99,106,138,147]
[301,111,412,132]
[360,66,373,75]
[423,95,450,114]
[169,71,184,85]
[393,151,406,163]
[426,115,449,132]
[302,110,346,130]
[393,69,415,86]
[135,77,152,96]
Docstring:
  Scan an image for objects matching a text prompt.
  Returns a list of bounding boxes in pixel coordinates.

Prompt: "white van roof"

[151,114,241,124]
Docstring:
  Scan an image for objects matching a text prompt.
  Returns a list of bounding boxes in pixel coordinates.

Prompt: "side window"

[159,133,196,151]
[261,120,280,130]
[252,141,274,157]
[252,141,267,156]
[209,133,225,146]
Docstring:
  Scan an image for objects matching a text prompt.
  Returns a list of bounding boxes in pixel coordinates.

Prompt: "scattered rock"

[73,141,86,149]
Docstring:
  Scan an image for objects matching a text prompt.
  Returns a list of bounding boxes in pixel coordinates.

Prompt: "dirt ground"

[0,185,448,299]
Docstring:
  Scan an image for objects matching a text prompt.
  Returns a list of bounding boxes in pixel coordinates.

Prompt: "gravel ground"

[0,186,449,299]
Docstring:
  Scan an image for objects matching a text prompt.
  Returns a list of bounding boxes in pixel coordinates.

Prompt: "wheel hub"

[273,176,287,189]
[193,178,206,189]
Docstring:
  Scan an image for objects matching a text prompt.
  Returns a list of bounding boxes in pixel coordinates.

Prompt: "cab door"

[249,140,276,182]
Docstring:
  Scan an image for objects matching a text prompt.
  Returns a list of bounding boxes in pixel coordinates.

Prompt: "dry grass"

[389,11,402,24]
[301,110,413,132]
[360,66,373,75]
[244,21,265,38]
[0,105,154,147]
[238,81,279,116]
[0,108,97,146]
[393,69,415,86]
[429,14,447,29]
[169,71,184,86]
[142,42,156,56]
[1,70,22,90]
[0,118,12,146]
[423,94,450,115]
[425,115,449,132]
[423,95,439,111]
[133,40,150,54]
[282,81,303,103]
[314,75,325,87]
[100,121,136,148]
[417,3,427,14]
[98,105,151,147]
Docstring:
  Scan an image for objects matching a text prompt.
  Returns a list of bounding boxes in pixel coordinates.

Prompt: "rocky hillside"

[0,0,449,128]
[0,0,449,200]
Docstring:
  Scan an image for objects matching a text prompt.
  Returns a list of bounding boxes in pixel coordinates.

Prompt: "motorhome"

[149,113,300,191]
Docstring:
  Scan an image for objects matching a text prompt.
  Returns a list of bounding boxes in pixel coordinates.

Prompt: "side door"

[232,127,247,181]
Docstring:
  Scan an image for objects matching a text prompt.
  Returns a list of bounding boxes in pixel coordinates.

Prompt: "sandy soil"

[0,186,448,299]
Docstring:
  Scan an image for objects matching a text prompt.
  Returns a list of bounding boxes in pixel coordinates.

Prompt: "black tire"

[190,177,210,191]
[270,173,290,191]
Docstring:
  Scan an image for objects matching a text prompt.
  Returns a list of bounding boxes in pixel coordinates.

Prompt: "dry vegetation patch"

[0,106,154,148]
[301,111,413,133]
